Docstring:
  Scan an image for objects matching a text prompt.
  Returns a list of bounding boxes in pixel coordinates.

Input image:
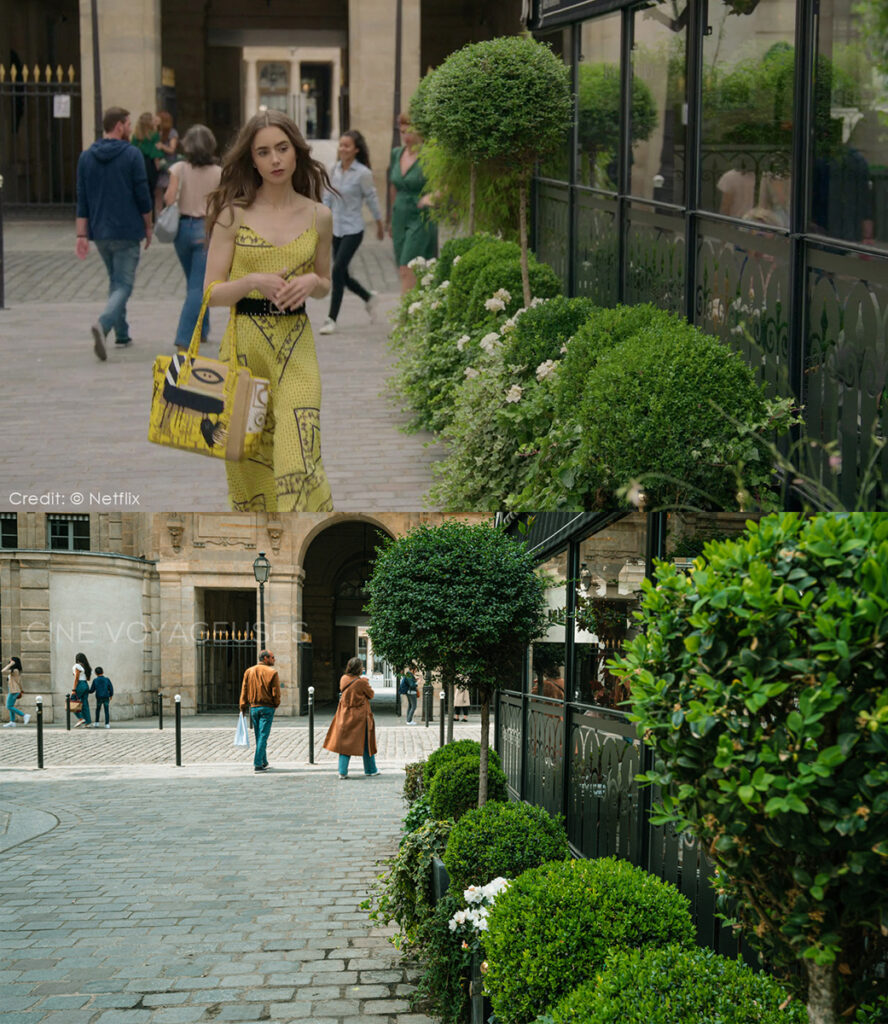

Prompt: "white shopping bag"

[234,711,250,748]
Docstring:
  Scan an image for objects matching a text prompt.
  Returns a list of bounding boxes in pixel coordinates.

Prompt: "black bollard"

[308,686,315,764]
[439,691,446,748]
[174,695,182,766]
[66,693,71,731]
[36,697,44,769]
[158,691,163,731]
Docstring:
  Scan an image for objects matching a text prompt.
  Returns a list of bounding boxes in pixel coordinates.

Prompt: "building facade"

[0,510,465,722]
[527,0,888,507]
[1,0,521,208]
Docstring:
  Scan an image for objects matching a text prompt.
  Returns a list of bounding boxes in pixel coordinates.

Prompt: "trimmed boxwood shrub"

[483,857,695,1024]
[427,753,508,821]
[443,799,569,894]
[434,234,491,286]
[421,738,502,790]
[502,296,597,372]
[465,255,562,324]
[539,944,806,1024]
[447,239,521,322]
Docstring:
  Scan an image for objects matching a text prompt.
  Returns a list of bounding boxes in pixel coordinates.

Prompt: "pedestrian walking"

[387,111,437,294]
[71,652,93,728]
[154,110,180,217]
[163,125,222,351]
[399,667,418,725]
[89,666,114,728]
[454,684,470,723]
[323,656,380,779]
[76,106,153,361]
[204,109,334,513]
[238,649,280,772]
[131,111,162,200]
[2,656,29,728]
[318,129,383,336]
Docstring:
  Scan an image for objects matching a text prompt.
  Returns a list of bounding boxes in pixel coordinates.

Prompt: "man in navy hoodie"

[75,106,153,361]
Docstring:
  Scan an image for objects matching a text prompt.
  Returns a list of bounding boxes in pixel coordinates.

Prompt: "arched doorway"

[301,519,392,707]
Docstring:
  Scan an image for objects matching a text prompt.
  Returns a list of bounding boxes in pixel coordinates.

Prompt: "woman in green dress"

[387,111,437,293]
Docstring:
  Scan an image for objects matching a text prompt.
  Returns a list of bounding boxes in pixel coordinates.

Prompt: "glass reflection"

[700,1,795,221]
[530,550,568,699]
[578,14,623,189]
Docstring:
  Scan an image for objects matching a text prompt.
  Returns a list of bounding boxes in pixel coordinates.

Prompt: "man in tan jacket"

[239,650,281,773]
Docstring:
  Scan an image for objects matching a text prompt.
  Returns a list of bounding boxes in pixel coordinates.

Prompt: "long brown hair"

[206,109,332,232]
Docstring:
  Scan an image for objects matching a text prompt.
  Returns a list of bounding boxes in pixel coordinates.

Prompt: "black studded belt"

[235,297,306,317]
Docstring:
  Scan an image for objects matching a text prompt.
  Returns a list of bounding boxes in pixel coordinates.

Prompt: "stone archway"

[300,519,393,706]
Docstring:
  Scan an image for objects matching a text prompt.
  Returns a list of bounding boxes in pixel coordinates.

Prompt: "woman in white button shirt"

[319,130,384,335]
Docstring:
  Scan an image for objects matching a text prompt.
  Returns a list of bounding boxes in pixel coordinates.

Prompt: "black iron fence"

[196,630,257,713]
[0,62,82,207]
[497,691,753,960]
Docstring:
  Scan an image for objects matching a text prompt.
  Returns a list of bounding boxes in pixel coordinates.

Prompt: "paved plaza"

[0,713,478,1024]
[0,218,444,512]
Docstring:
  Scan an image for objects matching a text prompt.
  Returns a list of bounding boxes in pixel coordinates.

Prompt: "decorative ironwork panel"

[575,188,618,305]
[526,696,565,817]
[567,710,641,861]
[806,246,888,508]
[625,204,685,313]
[499,693,524,799]
[696,219,792,401]
[536,181,571,291]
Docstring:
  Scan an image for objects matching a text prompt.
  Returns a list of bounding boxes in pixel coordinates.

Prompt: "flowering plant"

[448,877,511,957]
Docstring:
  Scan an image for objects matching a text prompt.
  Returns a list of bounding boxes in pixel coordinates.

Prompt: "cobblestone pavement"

[0,712,479,771]
[0,768,433,1024]
[0,220,444,512]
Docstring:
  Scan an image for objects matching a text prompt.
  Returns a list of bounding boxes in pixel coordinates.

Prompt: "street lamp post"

[252,551,271,658]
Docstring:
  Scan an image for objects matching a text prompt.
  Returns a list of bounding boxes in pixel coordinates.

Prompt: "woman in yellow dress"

[204,109,334,512]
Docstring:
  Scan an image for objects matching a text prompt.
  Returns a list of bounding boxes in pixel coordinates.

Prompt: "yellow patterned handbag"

[148,283,269,461]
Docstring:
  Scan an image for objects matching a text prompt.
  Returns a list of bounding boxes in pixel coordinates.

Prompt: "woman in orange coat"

[322,656,380,779]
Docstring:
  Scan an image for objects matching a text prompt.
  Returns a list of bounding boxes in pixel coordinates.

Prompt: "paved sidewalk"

[0,767,432,1024]
[0,219,444,512]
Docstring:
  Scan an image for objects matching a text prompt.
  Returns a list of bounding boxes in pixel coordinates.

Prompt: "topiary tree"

[611,513,888,1024]
[483,856,695,1024]
[542,944,806,1024]
[366,520,548,803]
[427,35,572,305]
[443,799,569,894]
[421,738,502,791]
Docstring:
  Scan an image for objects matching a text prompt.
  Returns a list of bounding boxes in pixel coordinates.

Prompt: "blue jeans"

[250,706,275,768]
[74,701,92,726]
[6,692,25,722]
[405,692,417,723]
[95,239,141,342]
[338,728,377,777]
[173,217,209,346]
[95,698,110,724]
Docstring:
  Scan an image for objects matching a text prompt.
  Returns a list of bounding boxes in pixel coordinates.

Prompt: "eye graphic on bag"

[192,367,225,387]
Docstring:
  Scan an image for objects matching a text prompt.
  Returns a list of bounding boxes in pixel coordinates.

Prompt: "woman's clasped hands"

[252,269,320,311]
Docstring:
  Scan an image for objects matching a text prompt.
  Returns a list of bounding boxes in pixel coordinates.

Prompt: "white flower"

[438,280,450,291]
[408,301,422,316]
[464,367,480,380]
[530,297,546,308]
[421,273,434,287]
[560,344,569,355]
[456,334,470,352]
[430,300,441,310]
[485,296,506,313]
[505,384,523,403]
[499,318,517,335]
[536,359,557,382]
[407,256,428,271]
[453,255,461,265]
[480,332,500,354]
[493,288,511,303]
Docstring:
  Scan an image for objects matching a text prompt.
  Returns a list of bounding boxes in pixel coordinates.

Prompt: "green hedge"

[447,239,521,322]
[443,799,569,895]
[421,739,502,790]
[502,296,597,373]
[483,857,695,1024]
[465,255,562,324]
[427,753,508,821]
[540,944,806,1024]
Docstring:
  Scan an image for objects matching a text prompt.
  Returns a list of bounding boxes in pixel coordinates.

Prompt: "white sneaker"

[3,722,14,728]
[365,292,378,322]
[105,724,111,729]
[23,714,31,725]
[74,719,86,727]
[406,719,416,725]
[318,318,336,335]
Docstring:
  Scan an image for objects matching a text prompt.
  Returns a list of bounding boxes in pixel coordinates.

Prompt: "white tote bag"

[234,711,250,748]
[154,167,182,243]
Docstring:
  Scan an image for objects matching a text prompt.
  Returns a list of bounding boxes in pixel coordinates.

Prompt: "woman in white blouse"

[319,130,384,335]
[163,124,223,350]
